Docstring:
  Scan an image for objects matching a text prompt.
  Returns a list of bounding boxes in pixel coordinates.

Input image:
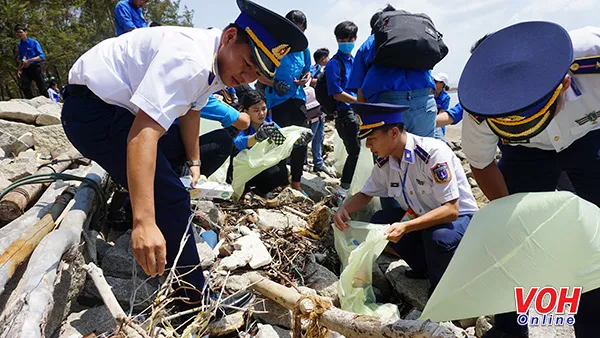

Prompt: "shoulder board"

[570,55,600,75]
[468,113,486,125]
[414,145,430,164]
[208,71,216,86]
[376,156,389,168]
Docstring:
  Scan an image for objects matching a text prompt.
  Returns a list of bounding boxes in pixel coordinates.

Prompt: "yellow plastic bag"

[334,221,400,320]
[421,191,600,322]
[231,126,310,199]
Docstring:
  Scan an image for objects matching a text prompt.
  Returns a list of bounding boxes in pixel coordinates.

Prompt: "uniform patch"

[391,182,399,187]
[431,162,452,184]
[575,111,599,126]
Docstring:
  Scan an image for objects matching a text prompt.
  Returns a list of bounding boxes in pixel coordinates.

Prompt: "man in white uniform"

[61,0,307,310]
[333,102,478,294]
[459,21,600,338]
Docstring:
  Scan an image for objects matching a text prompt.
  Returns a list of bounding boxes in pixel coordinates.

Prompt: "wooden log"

[0,163,107,338]
[0,186,76,295]
[0,166,88,255]
[0,147,81,225]
[245,272,459,338]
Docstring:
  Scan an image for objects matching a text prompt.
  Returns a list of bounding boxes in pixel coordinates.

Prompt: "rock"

[29,96,55,108]
[197,236,217,269]
[454,150,466,161]
[475,316,493,338]
[100,231,146,279]
[268,186,313,207]
[194,200,223,228]
[96,235,112,264]
[529,324,574,338]
[225,274,250,293]
[234,232,272,269]
[17,132,34,148]
[456,317,478,329]
[0,177,11,191]
[51,305,114,338]
[466,327,476,336]
[207,312,246,337]
[384,259,430,310]
[255,324,291,338]
[306,204,332,235]
[0,156,38,181]
[304,260,338,301]
[300,172,331,202]
[468,177,478,188]
[253,298,292,329]
[32,125,73,157]
[0,148,4,160]
[256,209,307,231]
[372,257,393,302]
[88,275,158,312]
[36,103,62,126]
[462,162,473,179]
[449,141,462,151]
[218,250,251,271]
[439,321,468,337]
[472,187,489,208]
[0,101,40,123]
[0,119,36,140]
[404,308,422,320]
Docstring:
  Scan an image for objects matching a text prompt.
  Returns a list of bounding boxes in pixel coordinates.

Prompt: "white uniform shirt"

[463,26,600,169]
[361,133,479,216]
[68,26,226,131]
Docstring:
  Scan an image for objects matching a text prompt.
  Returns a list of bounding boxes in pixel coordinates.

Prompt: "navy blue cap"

[352,102,410,139]
[459,21,573,141]
[235,0,308,80]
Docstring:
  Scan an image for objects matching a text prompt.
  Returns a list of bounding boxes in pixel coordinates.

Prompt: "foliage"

[0,0,194,100]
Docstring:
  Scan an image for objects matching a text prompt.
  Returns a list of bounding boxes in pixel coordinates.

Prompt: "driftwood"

[0,163,107,338]
[0,186,76,295]
[0,148,81,225]
[0,166,88,255]
[245,272,459,338]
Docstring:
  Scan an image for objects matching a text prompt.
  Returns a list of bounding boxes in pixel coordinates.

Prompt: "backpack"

[372,10,448,69]
[314,55,345,116]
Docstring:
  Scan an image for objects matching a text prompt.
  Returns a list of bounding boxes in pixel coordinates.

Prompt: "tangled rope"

[292,294,332,338]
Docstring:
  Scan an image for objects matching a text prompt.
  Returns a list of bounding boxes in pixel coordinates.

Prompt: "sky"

[181,0,598,87]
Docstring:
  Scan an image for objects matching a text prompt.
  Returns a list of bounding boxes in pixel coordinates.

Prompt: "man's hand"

[294,73,311,87]
[255,122,278,142]
[334,206,352,231]
[189,165,201,187]
[131,222,167,277]
[385,222,408,243]
[22,59,30,68]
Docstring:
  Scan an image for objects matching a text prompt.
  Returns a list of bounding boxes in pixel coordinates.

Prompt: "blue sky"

[181,0,598,86]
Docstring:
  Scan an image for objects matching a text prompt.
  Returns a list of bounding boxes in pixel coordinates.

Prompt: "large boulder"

[300,172,331,202]
[0,119,36,140]
[36,103,62,126]
[50,306,114,338]
[29,96,55,108]
[0,101,39,123]
[384,259,430,310]
[256,209,307,231]
[303,260,338,302]
[32,125,73,156]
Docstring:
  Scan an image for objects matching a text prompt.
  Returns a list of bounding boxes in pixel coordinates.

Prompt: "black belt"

[65,84,100,100]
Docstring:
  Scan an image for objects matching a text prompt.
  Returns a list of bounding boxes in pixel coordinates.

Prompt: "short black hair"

[370,4,395,32]
[223,23,249,44]
[286,10,307,30]
[14,24,27,32]
[334,21,358,40]
[470,33,491,53]
[378,122,405,134]
[241,90,265,110]
[313,48,329,63]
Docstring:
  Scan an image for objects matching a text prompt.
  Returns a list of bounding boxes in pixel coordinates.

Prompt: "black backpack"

[373,10,448,69]
[314,55,345,116]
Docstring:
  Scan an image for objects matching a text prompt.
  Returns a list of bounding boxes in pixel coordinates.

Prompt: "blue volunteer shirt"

[18,38,45,64]
[114,0,147,36]
[200,95,240,128]
[233,116,281,151]
[326,50,356,112]
[347,35,435,102]
[446,102,464,124]
[435,90,451,112]
[310,64,323,78]
[265,48,311,109]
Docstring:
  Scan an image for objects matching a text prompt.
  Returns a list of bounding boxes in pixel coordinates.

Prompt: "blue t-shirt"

[265,48,311,109]
[310,64,324,78]
[435,90,451,112]
[347,35,434,102]
[18,38,45,65]
[325,50,356,112]
[114,0,147,36]
[233,116,281,151]
[446,102,464,124]
[200,95,240,128]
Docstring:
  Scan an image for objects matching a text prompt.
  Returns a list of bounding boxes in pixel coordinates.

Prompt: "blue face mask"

[338,42,355,54]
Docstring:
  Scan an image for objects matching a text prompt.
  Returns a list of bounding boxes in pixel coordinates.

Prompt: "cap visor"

[249,39,277,80]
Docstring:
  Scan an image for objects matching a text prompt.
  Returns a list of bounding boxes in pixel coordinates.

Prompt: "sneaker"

[314,165,337,178]
[332,187,349,207]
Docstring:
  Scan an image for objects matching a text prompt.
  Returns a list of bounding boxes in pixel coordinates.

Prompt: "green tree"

[146,0,194,27]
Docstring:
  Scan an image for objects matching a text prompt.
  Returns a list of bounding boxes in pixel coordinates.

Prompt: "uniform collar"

[402,133,415,164]
[209,35,223,87]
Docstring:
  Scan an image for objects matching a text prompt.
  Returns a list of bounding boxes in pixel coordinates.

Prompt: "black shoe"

[404,268,429,279]
[208,290,255,318]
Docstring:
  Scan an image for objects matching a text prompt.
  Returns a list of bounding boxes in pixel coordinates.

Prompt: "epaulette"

[376,156,389,168]
[468,113,486,125]
[414,145,430,164]
[570,55,600,75]
[208,71,216,86]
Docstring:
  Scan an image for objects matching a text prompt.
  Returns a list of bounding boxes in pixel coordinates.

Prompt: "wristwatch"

[185,160,201,168]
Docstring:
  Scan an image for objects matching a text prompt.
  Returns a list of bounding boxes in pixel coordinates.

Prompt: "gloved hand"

[294,130,314,147]
[255,122,278,142]
[273,80,290,96]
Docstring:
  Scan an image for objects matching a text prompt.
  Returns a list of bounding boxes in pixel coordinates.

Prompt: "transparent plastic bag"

[231,126,310,199]
[334,221,400,320]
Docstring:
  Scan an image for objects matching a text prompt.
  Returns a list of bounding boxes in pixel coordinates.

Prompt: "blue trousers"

[370,208,471,291]
[61,94,205,304]
[494,129,600,337]
[309,116,325,169]
[377,88,437,138]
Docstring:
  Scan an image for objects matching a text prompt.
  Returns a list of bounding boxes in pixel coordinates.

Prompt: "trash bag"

[421,191,600,322]
[207,156,230,183]
[331,131,381,221]
[333,221,400,320]
[231,126,311,199]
